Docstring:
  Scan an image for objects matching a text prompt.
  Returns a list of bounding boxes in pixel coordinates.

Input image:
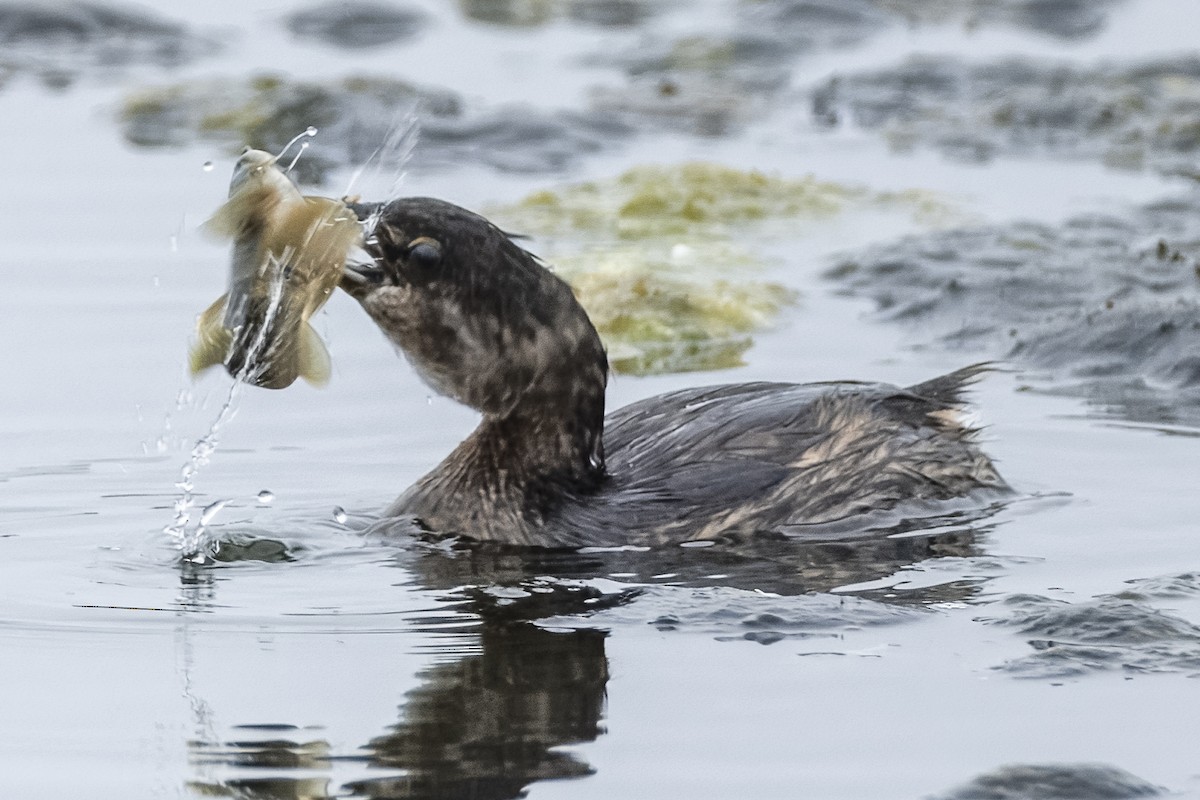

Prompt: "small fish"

[189,148,362,389]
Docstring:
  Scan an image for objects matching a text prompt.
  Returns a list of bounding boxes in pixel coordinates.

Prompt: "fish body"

[189,148,362,389]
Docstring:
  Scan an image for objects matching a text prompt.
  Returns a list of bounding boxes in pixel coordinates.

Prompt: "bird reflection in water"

[183,504,1002,799]
[348,618,609,799]
[185,583,619,800]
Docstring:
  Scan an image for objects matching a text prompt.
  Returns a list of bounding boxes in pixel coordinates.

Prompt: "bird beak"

[340,258,384,297]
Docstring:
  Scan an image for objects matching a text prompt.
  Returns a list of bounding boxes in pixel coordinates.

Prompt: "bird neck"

[399,347,609,541]
[462,357,609,496]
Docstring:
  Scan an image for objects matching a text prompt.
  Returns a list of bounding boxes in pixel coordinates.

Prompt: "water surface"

[3,1,1200,798]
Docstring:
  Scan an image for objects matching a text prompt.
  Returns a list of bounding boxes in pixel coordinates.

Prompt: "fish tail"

[188,294,233,376]
[297,321,332,388]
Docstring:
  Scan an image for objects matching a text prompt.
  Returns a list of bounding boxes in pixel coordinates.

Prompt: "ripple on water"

[392,530,1001,602]
[811,55,1200,175]
[983,592,1200,678]
[6,493,1003,643]
[537,584,923,644]
[0,507,452,638]
[1116,571,1200,600]
[927,763,1165,800]
[358,517,1003,645]
[827,191,1200,426]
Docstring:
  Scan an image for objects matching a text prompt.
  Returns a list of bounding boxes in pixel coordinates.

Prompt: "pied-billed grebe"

[341,197,1007,548]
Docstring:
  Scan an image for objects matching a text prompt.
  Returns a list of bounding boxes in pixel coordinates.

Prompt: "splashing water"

[278,127,318,174]
[163,250,289,562]
[162,380,241,563]
[346,109,420,238]
[284,141,309,174]
[165,123,411,560]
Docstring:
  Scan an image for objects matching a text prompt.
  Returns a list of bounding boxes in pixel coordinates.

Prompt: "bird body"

[340,197,1006,548]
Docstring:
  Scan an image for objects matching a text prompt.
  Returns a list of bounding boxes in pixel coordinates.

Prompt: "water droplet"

[257,490,275,505]
[202,160,215,172]
[199,500,227,526]
[332,506,348,524]
[305,126,317,137]
[670,243,692,261]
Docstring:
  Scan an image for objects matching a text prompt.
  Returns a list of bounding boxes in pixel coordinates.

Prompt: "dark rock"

[998,0,1118,40]
[0,1,218,87]
[738,0,892,49]
[878,0,1125,40]
[565,0,660,28]
[983,594,1200,678]
[119,73,633,181]
[457,0,556,27]
[811,55,1200,176]
[928,763,1164,800]
[826,192,1200,425]
[285,1,426,48]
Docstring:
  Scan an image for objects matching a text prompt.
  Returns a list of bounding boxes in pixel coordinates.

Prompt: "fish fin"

[201,198,247,239]
[202,184,276,239]
[297,322,332,388]
[301,197,364,256]
[188,295,233,376]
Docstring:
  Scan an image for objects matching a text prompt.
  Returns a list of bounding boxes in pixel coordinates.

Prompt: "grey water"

[2,1,1200,798]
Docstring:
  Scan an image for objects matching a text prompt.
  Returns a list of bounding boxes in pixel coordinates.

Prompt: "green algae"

[121,72,446,148]
[458,0,559,27]
[504,163,866,240]
[119,71,621,179]
[492,163,950,376]
[456,0,657,28]
[551,243,797,375]
[119,73,459,181]
[660,36,741,72]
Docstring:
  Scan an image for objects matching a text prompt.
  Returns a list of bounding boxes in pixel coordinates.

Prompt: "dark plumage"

[341,197,1007,548]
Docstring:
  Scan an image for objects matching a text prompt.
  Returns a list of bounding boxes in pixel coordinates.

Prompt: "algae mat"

[492,163,952,375]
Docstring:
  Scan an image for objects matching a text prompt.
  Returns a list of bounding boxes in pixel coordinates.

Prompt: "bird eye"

[407,237,442,270]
